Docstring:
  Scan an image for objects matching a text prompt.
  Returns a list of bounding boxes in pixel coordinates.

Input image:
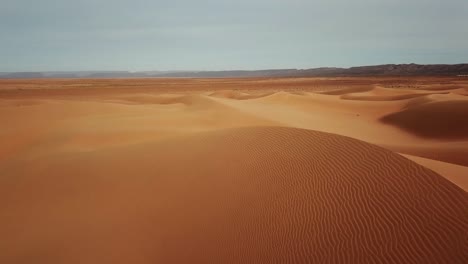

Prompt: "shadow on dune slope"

[381,100,468,140]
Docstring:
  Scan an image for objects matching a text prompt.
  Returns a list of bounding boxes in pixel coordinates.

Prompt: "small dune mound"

[415,84,466,91]
[209,90,273,100]
[257,90,300,100]
[339,86,450,101]
[319,86,373,95]
[288,91,309,95]
[1,127,466,263]
[116,94,193,105]
[403,94,438,108]
[341,92,428,101]
[115,94,229,110]
[453,88,468,96]
[381,100,468,139]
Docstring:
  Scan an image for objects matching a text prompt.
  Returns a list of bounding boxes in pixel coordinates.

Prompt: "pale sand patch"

[402,154,468,191]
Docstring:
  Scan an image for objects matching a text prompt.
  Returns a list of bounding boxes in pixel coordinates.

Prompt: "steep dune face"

[1,127,466,264]
[381,100,468,140]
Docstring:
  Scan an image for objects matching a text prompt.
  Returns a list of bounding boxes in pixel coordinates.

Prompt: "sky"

[1,0,467,71]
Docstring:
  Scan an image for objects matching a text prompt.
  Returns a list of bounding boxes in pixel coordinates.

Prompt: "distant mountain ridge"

[1,64,467,79]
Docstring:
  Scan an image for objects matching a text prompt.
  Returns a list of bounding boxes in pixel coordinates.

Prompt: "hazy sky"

[1,0,467,71]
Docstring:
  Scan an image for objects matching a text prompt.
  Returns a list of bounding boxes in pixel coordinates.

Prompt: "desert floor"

[0,77,467,263]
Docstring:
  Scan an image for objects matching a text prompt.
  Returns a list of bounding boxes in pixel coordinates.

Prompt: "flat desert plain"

[0,77,467,263]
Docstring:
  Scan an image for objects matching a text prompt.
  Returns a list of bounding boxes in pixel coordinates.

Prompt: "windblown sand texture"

[1,77,467,263]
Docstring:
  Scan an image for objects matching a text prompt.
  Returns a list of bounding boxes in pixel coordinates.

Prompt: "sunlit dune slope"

[1,127,466,263]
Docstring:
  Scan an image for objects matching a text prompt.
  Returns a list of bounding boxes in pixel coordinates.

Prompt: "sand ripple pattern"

[1,127,467,263]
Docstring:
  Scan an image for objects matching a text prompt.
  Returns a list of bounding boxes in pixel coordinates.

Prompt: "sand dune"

[453,88,468,96]
[209,89,468,167]
[1,127,466,263]
[1,77,467,263]
[381,100,468,139]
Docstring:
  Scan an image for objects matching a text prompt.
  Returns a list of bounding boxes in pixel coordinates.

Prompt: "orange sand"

[0,77,467,263]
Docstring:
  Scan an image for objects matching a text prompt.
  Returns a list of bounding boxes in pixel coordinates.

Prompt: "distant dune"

[0,77,467,263]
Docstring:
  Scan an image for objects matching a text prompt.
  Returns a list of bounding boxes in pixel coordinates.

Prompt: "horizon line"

[2,63,468,74]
